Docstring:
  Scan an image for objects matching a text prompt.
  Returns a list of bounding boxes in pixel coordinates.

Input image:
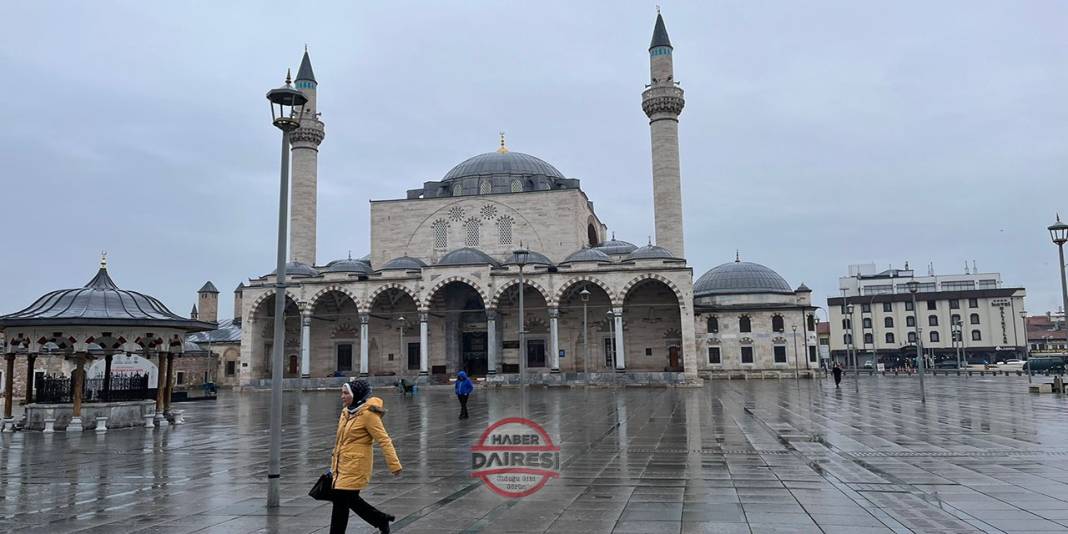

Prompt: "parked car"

[996,360,1025,372]
[1024,357,1066,374]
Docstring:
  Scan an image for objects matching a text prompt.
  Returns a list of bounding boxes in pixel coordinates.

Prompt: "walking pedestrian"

[455,370,473,419]
[330,380,402,534]
[832,363,843,388]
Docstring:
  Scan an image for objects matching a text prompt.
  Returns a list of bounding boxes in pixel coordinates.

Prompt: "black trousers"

[330,489,390,533]
[458,394,469,418]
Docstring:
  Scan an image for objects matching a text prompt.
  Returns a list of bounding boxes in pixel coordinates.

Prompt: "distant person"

[455,370,473,419]
[832,363,843,388]
[329,380,402,534]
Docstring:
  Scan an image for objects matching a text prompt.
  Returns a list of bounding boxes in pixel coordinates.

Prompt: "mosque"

[226,13,819,387]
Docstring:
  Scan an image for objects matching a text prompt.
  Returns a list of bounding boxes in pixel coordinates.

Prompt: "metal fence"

[35,374,152,404]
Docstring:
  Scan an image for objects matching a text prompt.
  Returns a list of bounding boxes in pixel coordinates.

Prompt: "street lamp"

[1020,310,1030,383]
[1048,214,1068,335]
[847,303,858,392]
[791,325,800,380]
[952,321,962,370]
[579,288,590,379]
[265,71,308,508]
[907,280,926,403]
[512,248,530,385]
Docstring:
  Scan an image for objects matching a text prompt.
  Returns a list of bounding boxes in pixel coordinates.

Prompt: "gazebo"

[0,258,213,432]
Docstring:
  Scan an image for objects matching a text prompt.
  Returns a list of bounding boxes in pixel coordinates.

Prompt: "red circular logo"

[471,417,561,498]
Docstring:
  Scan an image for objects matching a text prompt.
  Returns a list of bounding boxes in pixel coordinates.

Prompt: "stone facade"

[695,292,817,372]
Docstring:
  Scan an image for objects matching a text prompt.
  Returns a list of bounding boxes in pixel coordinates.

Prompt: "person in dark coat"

[832,363,843,387]
[455,371,473,419]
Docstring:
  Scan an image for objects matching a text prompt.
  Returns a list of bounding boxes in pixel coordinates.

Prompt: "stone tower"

[290,48,326,266]
[642,12,686,259]
[197,281,219,323]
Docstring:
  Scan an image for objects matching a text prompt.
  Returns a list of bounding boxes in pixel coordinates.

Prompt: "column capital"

[548,307,560,319]
[486,309,497,321]
[611,307,624,316]
[419,312,429,323]
[359,314,370,325]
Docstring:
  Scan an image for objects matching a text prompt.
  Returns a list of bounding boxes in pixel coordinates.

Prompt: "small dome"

[694,261,793,297]
[437,248,500,267]
[269,261,319,278]
[561,248,612,264]
[503,250,553,266]
[380,256,427,271]
[443,151,564,182]
[322,258,372,275]
[595,239,638,255]
[624,245,679,261]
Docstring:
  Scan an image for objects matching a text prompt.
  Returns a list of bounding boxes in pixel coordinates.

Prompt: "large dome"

[443,151,564,182]
[694,261,793,297]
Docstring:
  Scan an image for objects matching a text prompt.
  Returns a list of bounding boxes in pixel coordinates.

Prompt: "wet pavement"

[2,375,1068,533]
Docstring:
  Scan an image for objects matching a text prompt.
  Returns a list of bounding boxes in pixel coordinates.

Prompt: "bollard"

[143,414,155,428]
[43,418,55,433]
[95,417,108,434]
[66,417,84,432]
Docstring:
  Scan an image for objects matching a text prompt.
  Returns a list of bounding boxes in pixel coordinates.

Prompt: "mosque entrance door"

[668,346,682,371]
[462,332,488,376]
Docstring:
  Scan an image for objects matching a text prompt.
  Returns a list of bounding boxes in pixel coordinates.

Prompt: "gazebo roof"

[0,264,213,332]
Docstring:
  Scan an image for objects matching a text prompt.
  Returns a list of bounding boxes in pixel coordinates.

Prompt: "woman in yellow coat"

[330,380,402,534]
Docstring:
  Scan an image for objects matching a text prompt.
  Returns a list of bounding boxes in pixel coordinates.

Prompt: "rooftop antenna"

[972,260,977,273]
[964,261,970,275]
[928,262,934,276]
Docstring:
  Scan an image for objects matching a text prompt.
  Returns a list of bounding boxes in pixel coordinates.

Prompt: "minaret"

[290,47,326,266]
[642,11,686,259]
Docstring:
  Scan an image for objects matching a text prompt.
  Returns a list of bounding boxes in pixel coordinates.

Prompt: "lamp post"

[907,280,926,403]
[791,325,800,380]
[1048,215,1068,335]
[952,321,962,370]
[512,248,530,385]
[847,303,858,392]
[265,71,307,508]
[1020,310,1030,383]
[580,288,590,379]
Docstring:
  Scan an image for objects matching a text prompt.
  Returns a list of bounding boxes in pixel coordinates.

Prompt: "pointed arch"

[367,282,420,313]
[247,288,302,318]
[619,273,685,307]
[552,276,617,308]
[308,285,361,311]
[421,276,489,309]
[490,277,551,309]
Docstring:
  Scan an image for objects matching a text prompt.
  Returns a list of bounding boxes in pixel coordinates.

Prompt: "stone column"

[163,353,175,413]
[549,307,561,373]
[154,352,167,422]
[613,307,626,371]
[103,354,113,402]
[300,311,312,378]
[359,314,370,377]
[486,309,498,375]
[419,312,429,376]
[69,356,85,432]
[24,354,36,404]
[2,355,14,422]
[678,301,698,379]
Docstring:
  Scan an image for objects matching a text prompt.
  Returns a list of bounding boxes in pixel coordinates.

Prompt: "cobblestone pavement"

[2,375,1068,533]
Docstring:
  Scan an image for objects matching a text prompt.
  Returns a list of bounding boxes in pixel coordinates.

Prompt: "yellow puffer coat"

[330,396,402,490]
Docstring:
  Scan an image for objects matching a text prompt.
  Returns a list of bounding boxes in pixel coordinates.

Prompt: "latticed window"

[464,218,480,246]
[772,315,784,332]
[479,180,491,195]
[452,183,462,197]
[510,179,522,193]
[432,219,448,249]
[497,216,513,245]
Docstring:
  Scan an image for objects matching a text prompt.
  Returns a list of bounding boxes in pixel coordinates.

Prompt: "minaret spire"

[642,10,686,259]
[288,47,326,266]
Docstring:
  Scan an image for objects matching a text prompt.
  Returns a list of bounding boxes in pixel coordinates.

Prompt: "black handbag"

[309,471,333,501]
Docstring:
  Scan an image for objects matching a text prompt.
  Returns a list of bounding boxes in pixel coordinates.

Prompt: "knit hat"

[343,379,372,412]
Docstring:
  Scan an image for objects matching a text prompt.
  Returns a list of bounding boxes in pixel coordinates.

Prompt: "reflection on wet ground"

[2,375,1067,533]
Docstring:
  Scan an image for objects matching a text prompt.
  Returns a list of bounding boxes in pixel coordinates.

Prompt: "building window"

[886,332,895,344]
[432,219,448,249]
[337,344,353,372]
[883,302,892,312]
[844,334,853,345]
[407,343,420,370]
[951,314,961,326]
[452,183,463,196]
[862,318,872,329]
[863,333,873,345]
[479,180,491,194]
[861,303,871,313]
[906,316,915,327]
[968,298,978,308]
[807,314,815,331]
[645,348,653,356]
[707,347,721,364]
[773,346,787,363]
[970,313,980,325]
[464,218,480,246]
[772,315,784,332]
[225,361,236,376]
[739,315,752,333]
[707,316,719,334]
[741,346,754,364]
[604,338,616,367]
[809,346,818,362]
[926,300,936,310]
[496,216,513,245]
[905,301,914,311]
[510,179,522,193]
[840,304,848,314]
[884,317,894,328]
[176,372,185,385]
[842,318,851,330]
[930,331,940,343]
[971,330,981,341]
[928,315,939,327]
[908,331,917,343]
[949,299,960,309]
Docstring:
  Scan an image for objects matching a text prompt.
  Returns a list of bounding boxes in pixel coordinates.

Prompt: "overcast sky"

[2,1,1066,321]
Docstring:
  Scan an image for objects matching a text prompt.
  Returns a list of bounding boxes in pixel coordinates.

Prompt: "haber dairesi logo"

[471,417,561,498]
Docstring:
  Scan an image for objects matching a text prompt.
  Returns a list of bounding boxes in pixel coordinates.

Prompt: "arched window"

[862,318,872,329]
[884,317,894,328]
[510,179,522,193]
[452,183,463,196]
[970,313,980,325]
[842,318,852,330]
[432,219,448,249]
[951,314,961,326]
[971,329,981,341]
[479,180,491,195]
[772,315,784,332]
[464,218,480,246]
[807,314,815,331]
[930,331,940,343]
[863,333,873,344]
[906,316,915,327]
[496,216,513,245]
[908,331,917,343]
[886,332,895,344]
[739,315,751,333]
[928,315,939,326]
[844,333,853,345]
[707,316,719,334]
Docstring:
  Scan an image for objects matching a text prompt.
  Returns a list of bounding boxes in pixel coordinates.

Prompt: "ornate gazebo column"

[103,354,114,402]
[163,352,175,413]
[24,354,36,404]
[68,355,86,432]
[2,354,15,431]
[154,351,167,425]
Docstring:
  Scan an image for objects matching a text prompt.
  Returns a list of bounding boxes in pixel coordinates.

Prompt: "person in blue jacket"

[455,371,474,419]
